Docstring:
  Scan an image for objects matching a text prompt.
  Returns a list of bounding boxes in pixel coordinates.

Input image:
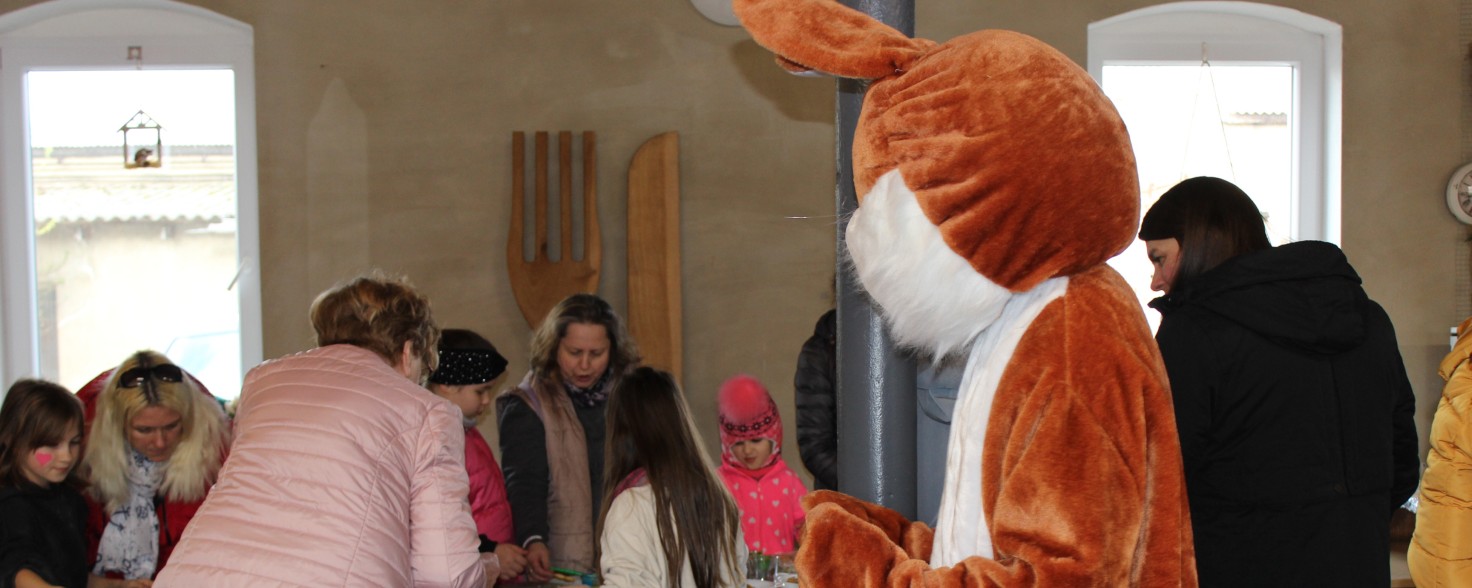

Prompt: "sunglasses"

[118,364,184,388]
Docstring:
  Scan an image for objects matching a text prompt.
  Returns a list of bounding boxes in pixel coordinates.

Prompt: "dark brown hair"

[1139,176,1273,294]
[597,367,741,588]
[0,379,84,489]
[310,272,440,372]
[529,293,638,383]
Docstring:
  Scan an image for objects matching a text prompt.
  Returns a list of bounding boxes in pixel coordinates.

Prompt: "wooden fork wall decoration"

[507,131,601,329]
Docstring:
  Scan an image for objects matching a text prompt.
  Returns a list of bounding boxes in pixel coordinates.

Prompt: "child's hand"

[494,543,528,580]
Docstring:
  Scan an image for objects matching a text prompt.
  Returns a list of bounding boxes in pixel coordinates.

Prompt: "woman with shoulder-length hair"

[497,293,639,581]
[597,366,744,588]
[1140,176,1419,587]
[81,350,229,581]
[155,272,486,588]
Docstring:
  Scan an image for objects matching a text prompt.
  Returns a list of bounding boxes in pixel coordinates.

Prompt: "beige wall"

[3,0,1460,480]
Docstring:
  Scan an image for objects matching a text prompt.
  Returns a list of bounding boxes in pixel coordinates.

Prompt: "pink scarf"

[611,468,648,502]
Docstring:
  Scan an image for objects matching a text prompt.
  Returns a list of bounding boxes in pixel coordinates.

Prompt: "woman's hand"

[495,543,529,580]
[524,541,554,582]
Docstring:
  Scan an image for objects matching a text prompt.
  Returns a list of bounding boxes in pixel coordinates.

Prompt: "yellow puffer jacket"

[1409,316,1472,587]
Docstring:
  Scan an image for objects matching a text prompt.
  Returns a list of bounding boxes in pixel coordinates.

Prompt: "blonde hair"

[310,272,440,372]
[83,350,230,512]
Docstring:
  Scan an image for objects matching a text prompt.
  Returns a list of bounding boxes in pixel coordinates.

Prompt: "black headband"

[428,348,508,386]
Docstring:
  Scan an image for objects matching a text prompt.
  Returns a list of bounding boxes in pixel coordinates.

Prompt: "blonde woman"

[80,351,229,582]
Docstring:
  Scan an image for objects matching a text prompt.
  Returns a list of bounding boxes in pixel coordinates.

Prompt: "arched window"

[0,0,260,399]
[1089,2,1342,326]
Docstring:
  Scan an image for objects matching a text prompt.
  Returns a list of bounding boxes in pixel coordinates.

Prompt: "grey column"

[834,0,917,518]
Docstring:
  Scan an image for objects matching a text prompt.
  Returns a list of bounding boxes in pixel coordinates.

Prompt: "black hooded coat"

[1151,240,1418,588]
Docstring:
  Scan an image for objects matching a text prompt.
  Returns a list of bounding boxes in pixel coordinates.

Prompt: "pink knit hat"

[717,374,782,454]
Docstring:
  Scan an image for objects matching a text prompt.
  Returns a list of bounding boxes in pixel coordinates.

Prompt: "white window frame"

[1088,1,1342,244]
[0,0,261,387]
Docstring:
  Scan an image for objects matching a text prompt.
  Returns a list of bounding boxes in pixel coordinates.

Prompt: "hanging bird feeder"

[119,110,163,169]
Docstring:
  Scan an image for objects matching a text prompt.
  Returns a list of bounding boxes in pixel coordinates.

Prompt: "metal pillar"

[834,0,917,518]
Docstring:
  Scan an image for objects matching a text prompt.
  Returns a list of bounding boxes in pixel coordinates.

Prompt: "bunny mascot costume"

[733,0,1199,586]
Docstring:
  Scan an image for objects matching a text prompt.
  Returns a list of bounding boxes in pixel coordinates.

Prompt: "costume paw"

[796,502,909,588]
[901,519,934,562]
[800,490,912,545]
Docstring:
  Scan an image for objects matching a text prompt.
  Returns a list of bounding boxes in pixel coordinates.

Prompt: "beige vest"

[505,372,595,572]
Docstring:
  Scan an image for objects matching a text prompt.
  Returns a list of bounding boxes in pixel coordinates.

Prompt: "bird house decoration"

[119,110,162,169]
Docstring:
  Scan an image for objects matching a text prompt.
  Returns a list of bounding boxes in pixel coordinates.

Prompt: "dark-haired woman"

[597,367,744,588]
[1140,176,1418,587]
[497,293,640,580]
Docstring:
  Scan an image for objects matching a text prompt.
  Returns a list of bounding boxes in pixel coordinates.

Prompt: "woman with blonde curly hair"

[79,350,228,582]
[498,293,639,581]
[156,272,486,588]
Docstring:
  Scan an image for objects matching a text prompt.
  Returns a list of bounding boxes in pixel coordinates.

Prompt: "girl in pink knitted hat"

[716,374,808,555]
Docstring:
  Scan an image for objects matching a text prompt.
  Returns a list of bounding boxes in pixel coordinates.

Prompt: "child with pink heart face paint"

[23,428,79,486]
[1,380,154,588]
[0,379,89,587]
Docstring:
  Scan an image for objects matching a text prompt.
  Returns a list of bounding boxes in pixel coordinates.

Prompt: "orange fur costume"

[733,0,1198,585]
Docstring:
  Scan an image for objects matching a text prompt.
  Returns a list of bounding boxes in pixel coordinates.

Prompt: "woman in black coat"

[1140,177,1418,588]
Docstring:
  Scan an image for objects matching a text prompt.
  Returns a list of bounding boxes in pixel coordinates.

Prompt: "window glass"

[1101,64,1295,330]
[28,70,242,399]
[1090,2,1341,329]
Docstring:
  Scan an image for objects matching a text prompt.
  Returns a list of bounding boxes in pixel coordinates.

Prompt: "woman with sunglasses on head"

[77,350,229,583]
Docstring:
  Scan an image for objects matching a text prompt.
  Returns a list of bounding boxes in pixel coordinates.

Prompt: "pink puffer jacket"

[155,344,486,588]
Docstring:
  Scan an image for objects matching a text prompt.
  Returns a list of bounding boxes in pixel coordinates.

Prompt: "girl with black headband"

[426,329,525,584]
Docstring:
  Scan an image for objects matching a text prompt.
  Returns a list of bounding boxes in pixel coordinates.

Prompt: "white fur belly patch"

[843,168,1068,567]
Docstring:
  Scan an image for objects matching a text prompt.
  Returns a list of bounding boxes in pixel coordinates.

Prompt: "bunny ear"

[735,0,936,80]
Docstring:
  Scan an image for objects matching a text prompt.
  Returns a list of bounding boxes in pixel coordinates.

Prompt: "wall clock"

[1449,162,1472,224]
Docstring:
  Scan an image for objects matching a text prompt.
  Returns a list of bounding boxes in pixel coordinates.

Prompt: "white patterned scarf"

[93,449,163,580]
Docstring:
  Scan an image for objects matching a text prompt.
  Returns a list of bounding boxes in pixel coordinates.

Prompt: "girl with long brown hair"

[597,367,744,588]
